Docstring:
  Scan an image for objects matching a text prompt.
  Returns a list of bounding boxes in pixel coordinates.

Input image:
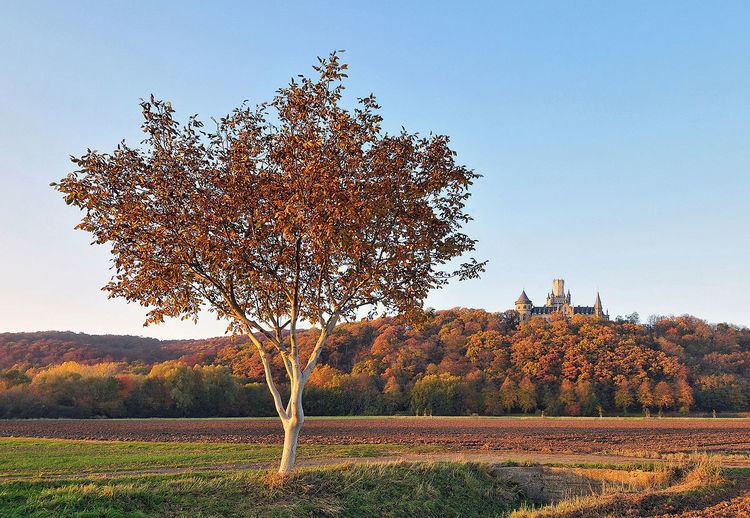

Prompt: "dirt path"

[4,450,749,481]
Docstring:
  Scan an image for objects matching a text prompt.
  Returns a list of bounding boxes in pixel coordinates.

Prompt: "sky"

[1,1,749,339]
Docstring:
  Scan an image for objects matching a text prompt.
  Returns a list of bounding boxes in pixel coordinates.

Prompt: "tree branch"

[240,322,289,421]
[302,312,340,380]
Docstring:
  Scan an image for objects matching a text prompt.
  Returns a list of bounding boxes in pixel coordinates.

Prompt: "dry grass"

[567,466,669,487]
[671,454,724,490]
[509,455,723,518]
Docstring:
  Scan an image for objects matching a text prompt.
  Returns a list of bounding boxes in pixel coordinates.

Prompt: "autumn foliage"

[2,311,748,418]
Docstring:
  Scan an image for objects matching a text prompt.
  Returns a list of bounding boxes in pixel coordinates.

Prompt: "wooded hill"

[1,310,748,417]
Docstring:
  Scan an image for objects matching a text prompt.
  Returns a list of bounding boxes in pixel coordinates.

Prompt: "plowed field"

[2,417,749,455]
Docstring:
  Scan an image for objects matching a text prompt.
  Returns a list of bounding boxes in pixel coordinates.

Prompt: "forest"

[1,309,748,418]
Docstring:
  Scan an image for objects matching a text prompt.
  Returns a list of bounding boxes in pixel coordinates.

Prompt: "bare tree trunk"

[278,374,304,475]
[278,416,302,475]
[240,316,336,476]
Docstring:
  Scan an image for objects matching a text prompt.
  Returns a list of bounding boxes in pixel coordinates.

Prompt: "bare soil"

[1,416,749,455]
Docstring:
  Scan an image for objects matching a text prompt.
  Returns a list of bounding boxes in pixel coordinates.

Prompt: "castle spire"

[515,290,531,304]
[594,292,604,318]
[515,290,532,321]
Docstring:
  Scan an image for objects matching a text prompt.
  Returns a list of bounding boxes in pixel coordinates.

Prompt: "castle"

[514,279,608,321]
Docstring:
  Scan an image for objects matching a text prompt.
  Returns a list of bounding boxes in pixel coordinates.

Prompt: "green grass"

[0,439,521,516]
[0,462,524,518]
[0,438,441,477]
[0,437,738,516]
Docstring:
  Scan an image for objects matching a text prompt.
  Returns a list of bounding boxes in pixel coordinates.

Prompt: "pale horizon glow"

[1,1,749,339]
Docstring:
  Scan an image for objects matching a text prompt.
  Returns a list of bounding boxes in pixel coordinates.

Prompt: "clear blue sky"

[1,1,749,338]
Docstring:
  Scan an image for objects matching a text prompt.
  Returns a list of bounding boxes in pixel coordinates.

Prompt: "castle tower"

[515,290,533,321]
[549,279,567,309]
[594,292,604,319]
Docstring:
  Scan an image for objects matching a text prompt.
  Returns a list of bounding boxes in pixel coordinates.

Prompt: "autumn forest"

[1,310,748,419]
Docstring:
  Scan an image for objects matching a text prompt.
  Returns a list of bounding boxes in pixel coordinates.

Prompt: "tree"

[380,375,407,414]
[637,380,653,414]
[498,377,518,413]
[654,381,674,411]
[465,330,503,372]
[410,373,468,415]
[695,374,748,412]
[149,361,200,415]
[558,379,579,415]
[196,365,240,416]
[517,376,537,413]
[53,52,483,474]
[576,380,599,416]
[675,378,694,414]
[614,379,634,415]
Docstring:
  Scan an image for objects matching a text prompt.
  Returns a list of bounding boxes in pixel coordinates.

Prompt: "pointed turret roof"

[594,292,603,309]
[516,290,531,304]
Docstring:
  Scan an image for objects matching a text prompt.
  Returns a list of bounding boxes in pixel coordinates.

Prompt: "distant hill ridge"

[1,310,748,379]
[0,330,246,369]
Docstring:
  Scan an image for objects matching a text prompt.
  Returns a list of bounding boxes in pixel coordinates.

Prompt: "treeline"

[1,310,748,418]
[0,362,276,418]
